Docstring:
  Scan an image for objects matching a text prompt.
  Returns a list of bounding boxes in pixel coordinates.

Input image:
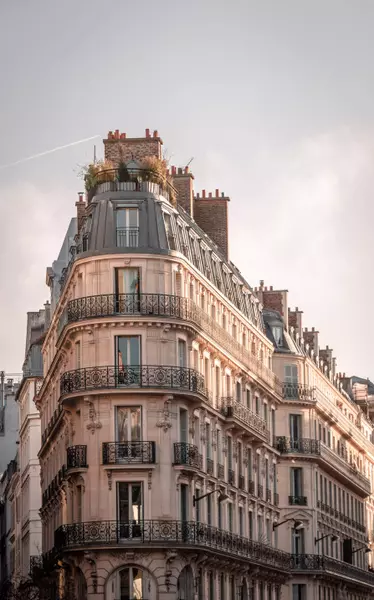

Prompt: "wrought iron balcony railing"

[60,365,207,398]
[102,441,156,465]
[116,227,139,248]
[59,293,281,394]
[67,445,88,470]
[220,397,270,442]
[282,383,316,402]
[289,496,307,506]
[275,437,320,454]
[88,168,176,204]
[55,520,291,572]
[291,554,374,587]
[173,443,202,470]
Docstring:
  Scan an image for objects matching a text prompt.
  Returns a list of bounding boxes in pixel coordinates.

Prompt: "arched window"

[107,567,149,600]
[178,566,194,600]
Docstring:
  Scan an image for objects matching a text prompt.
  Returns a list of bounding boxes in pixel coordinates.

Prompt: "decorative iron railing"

[88,168,176,203]
[67,445,88,469]
[60,365,207,398]
[290,554,374,586]
[275,437,320,454]
[59,293,281,394]
[220,397,270,442]
[282,383,316,402]
[116,227,139,248]
[289,496,307,506]
[102,442,156,465]
[173,443,202,469]
[55,520,291,571]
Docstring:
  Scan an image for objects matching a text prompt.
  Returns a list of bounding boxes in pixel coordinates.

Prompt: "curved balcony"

[59,293,281,395]
[220,397,270,443]
[55,520,291,573]
[103,441,156,465]
[173,443,202,470]
[282,383,316,402]
[67,445,88,470]
[88,167,176,204]
[291,554,374,588]
[60,365,207,399]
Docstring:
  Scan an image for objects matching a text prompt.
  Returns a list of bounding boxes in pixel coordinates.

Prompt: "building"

[259,282,374,600]
[0,374,21,475]
[0,456,19,588]
[37,129,290,600]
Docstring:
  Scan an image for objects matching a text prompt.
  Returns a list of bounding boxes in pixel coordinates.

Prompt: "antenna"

[93,145,97,164]
[186,157,194,167]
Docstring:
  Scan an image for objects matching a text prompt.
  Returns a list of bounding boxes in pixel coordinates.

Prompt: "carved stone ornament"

[156,400,172,432]
[85,400,102,434]
[107,470,112,491]
[148,470,152,490]
[189,414,196,437]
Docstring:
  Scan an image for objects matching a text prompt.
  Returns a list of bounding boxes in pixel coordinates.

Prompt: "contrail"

[0,135,101,170]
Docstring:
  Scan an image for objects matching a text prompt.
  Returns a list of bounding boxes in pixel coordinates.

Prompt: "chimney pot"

[270,285,273,291]
[145,128,150,138]
[216,189,219,197]
[209,192,212,198]
[153,130,159,138]
[259,280,264,288]
[171,166,177,175]
[185,166,189,174]
[221,192,225,197]
[120,133,126,139]
[78,192,84,203]
[178,167,183,175]
[296,306,299,311]
[108,131,113,139]
[196,193,200,199]
[265,287,268,291]
[202,190,206,198]
[115,129,120,139]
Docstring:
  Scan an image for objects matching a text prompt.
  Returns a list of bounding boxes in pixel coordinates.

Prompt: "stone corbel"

[156,398,172,432]
[85,399,102,434]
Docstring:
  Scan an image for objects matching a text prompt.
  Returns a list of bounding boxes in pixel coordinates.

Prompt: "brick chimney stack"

[193,189,230,258]
[171,166,195,217]
[104,129,163,166]
[255,281,289,330]
[303,327,319,356]
[75,192,86,235]
[288,306,303,333]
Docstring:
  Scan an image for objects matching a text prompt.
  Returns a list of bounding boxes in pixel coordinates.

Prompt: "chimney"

[75,192,86,235]
[171,166,195,216]
[288,306,303,333]
[103,129,163,166]
[43,301,51,329]
[319,345,333,374]
[193,191,230,258]
[303,327,319,356]
[255,282,289,329]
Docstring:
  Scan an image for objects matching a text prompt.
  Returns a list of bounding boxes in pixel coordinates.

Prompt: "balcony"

[275,437,320,455]
[173,443,202,470]
[276,437,371,497]
[60,365,207,399]
[102,442,156,465]
[289,496,307,506]
[90,168,176,204]
[55,520,291,573]
[282,383,316,403]
[291,554,374,589]
[60,293,281,395]
[220,397,270,443]
[67,445,88,470]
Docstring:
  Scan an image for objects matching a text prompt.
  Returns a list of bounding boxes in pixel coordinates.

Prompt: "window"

[195,489,201,522]
[76,485,83,523]
[116,336,141,385]
[292,527,305,555]
[164,212,176,249]
[180,484,188,521]
[248,511,253,539]
[239,506,243,535]
[284,365,299,399]
[291,467,303,498]
[236,381,241,402]
[116,267,140,298]
[290,415,302,441]
[271,326,283,346]
[207,494,212,525]
[75,341,81,369]
[209,572,214,600]
[117,483,142,534]
[246,389,251,409]
[292,585,306,600]
[116,407,141,442]
[217,430,222,465]
[228,504,233,532]
[220,575,225,600]
[255,396,260,415]
[116,208,139,247]
[179,409,188,443]
[178,339,187,367]
[111,566,146,600]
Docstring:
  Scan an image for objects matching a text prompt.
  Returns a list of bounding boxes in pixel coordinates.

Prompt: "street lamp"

[315,534,339,544]
[193,489,229,507]
[273,518,304,531]
[352,545,371,555]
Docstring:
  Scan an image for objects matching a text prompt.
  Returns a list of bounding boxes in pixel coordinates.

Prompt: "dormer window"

[272,326,283,347]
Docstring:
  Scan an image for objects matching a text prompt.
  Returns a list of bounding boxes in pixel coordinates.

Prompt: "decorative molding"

[148,470,152,490]
[85,400,102,434]
[107,470,112,491]
[156,399,172,432]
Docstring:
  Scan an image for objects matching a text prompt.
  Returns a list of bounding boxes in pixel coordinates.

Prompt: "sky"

[0,0,373,379]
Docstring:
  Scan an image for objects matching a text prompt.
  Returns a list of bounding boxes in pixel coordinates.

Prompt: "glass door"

[117,482,143,539]
[116,208,139,248]
[116,336,141,386]
[116,407,141,462]
[290,415,302,450]
[116,268,140,313]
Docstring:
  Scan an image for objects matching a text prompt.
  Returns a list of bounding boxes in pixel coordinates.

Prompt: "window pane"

[117,268,140,295]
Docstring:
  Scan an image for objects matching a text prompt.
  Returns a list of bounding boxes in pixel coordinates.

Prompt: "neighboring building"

[37,130,289,600]
[259,282,374,600]
[0,375,21,475]
[0,455,20,587]
[13,306,49,580]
